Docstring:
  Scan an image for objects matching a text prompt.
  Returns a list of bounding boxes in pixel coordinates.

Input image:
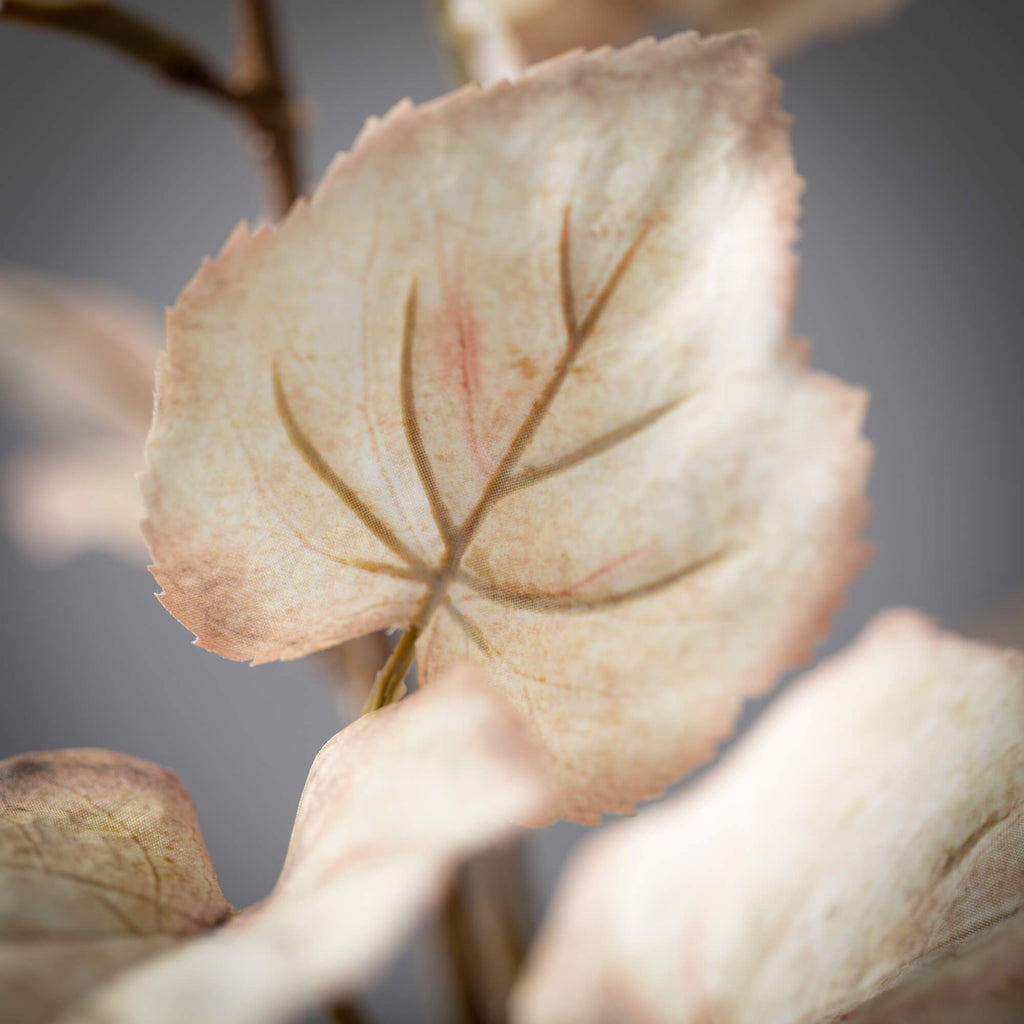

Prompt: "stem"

[440,843,530,1024]
[0,0,303,215]
[327,1000,373,1024]
[317,632,391,719]
[363,625,420,713]
[231,0,303,214]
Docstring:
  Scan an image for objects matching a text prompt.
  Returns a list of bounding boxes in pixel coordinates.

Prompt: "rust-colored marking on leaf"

[435,246,488,474]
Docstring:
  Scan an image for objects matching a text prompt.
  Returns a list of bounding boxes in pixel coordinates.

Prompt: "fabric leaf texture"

[511,611,1024,1023]
[144,32,870,821]
[0,749,230,1024]
[62,668,549,1024]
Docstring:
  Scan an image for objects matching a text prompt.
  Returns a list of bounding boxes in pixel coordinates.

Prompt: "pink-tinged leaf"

[0,749,231,1024]
[512,612,1024,1023]
[0,265,158,437]
[667,0,915,59]
[491,0,914,62]
[6,441,147,562]
[0,266,160,563]
[144,33,870,821]
[63,667,550,1024]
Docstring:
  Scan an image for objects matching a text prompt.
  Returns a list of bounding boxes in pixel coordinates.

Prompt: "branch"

[231,0,303,214]
[0,0,304,215]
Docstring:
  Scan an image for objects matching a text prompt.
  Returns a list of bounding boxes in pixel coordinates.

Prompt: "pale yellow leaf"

[511,611,1024,1023]
[493,0,913,62]
[0,749,231,1024]
[64,667,550,1024]
[144,33,870,821]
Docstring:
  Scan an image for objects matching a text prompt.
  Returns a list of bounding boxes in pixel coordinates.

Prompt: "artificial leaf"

[0,749,231,1024]
[144,32,870,821]
[432,0,528,85]
[0,266,160,562]
[63,666,550,1024]
[492,0,914,63]
[511,611,1024,1024]
[668,0,915,59]
[0,265,158,438]
[842,910,1024,1023]
[6,441,148,562]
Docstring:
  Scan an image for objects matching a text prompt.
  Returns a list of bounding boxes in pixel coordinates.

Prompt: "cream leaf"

[842,909,1024,1023]
[6,441,148,562]
[490,0,914,63]
[0,265,160,562]
[62,667,550,1024]
[432,0,527,84]
[511,611,1024,1023]
[144,32,870,821]
[0,265,159,438]
[0,749,231,1024]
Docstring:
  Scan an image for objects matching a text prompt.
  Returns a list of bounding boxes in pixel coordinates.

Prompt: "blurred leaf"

[489,0,914,63]
[63,667,550,1024]
[513,611,1024,1023]
[843,909,1024,1023]
[0,265,158,437]
[6,440,147,563]
[431,0,527,84]
[0,749,231,1024]
[0,266,160,562]
[144,32,870,822]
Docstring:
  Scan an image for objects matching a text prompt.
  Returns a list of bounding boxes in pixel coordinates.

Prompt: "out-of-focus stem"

[440,842,531,1024]
[231,0,303,214]
[0,0,304,215]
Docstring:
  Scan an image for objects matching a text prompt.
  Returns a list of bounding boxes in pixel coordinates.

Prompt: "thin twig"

[0,0,303,215]
[231,0,303,213]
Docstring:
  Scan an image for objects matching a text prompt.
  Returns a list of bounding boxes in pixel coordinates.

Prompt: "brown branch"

[439,844,531,1024]
[0,0,304,215]
[326,999,375,1024]
[231,0,303,214]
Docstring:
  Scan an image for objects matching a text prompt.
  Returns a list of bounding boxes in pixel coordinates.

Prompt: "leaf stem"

[0,0,304,215]
[326,998,374,1024]
[363,625,420,713]
[231,0,303,215]
[440,844,530,1024]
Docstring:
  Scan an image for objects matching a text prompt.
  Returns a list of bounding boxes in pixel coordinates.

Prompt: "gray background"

[1,1,1022,1020]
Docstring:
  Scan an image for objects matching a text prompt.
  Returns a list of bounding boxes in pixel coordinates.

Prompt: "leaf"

[0,265,160,562]
[489,0,914,62]
[432,0,528,85]
[0,749,231,1024]
[6,441,148,562]
[511,611,1024,1024]
[0,265,159,437]
[143,32,870,821]
[63,667,550,1024]
[842,910,1024,1023]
